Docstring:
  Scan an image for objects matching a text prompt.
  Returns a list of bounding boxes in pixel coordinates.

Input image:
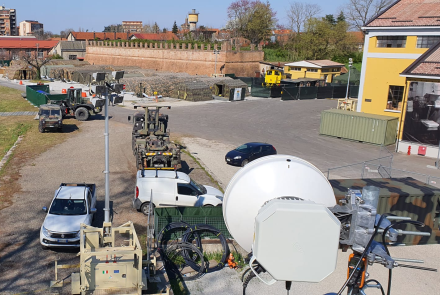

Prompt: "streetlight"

[213,49,220,76]
[345,58,353,101]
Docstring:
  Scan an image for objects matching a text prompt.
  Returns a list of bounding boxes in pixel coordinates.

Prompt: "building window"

[387,85,405,109]
[307,68,318,72]
[332,68,340,72]
[290,67,301,71]
[321,68,330,72]
[376,36,407,48]
[416,36,440,48]
[69,55,77,60]
[37,51,43,58]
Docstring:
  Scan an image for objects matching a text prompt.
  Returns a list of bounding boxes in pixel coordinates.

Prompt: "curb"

[0,135,23,172]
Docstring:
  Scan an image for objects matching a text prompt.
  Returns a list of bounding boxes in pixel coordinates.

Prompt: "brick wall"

[85,42,263,77]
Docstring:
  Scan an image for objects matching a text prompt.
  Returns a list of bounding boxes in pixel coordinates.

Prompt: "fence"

[154,207,232,240]
[326,146,440,188]
[281,85,359,100]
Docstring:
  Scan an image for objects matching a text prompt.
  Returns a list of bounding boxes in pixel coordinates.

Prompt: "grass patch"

[0,116,80,210]
[0,86,37,112]
[345,62,362,72]
[0,118,32,160]
[204,250,246,269]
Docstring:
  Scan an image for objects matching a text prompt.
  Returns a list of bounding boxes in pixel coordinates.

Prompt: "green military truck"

[38,104,63,133]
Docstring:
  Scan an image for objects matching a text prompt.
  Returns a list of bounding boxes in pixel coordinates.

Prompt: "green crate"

[154,207,232,240]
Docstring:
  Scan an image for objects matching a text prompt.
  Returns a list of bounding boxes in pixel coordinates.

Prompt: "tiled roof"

[70,32,130,40]
[401,40,440,76]
[367,0,440,27]
[0,39,58,49]
[348,31,365,43]
[306,60,344,67]
[130,32,178,41]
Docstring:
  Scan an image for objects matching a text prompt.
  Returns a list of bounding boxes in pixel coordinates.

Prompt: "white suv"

[40,183,97,248]
[133,170,223,215]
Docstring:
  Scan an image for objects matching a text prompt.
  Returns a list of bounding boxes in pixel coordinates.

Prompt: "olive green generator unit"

[320,109,398,145]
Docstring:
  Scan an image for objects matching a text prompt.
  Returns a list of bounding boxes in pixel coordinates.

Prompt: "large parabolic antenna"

[223,155,336,252]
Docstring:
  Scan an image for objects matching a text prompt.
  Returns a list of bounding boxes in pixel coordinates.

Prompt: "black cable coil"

[182,223,230,273]
[162,242,207,281]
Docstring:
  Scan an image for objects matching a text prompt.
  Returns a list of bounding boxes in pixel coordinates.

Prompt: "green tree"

[292,17,357,60]
[324,14,336,25]
[227,0,276,44]
[172,21,178,34]
[337,11,346,23]
[103,24,123,33]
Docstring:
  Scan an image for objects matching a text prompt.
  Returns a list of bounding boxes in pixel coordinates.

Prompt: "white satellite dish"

[223,154,336,252]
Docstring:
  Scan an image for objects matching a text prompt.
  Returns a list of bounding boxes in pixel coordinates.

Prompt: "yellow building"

[397,41,440,157]
[284,60,344,84]
[357,0,440,119]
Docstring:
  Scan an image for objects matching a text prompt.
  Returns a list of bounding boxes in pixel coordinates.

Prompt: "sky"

[10,0,348,34]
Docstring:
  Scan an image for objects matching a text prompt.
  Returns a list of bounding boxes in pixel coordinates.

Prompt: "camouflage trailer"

[38,104,63,133]
[129,106,181,170]
[330,177,440,245]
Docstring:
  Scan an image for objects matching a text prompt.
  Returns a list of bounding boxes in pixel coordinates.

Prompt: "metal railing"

[326,147,440,188]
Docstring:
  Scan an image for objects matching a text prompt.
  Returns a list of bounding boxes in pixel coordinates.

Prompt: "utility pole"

[213,49,220,76]
[345,58,353,102]
[104,88,110,226]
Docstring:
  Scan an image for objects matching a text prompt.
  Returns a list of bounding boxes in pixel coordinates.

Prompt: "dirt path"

[0,118,217,294]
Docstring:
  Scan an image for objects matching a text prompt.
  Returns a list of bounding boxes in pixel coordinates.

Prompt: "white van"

[133,170,223,215]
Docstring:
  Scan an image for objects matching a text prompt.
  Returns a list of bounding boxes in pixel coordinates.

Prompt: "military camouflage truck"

[38,104,63,133]
[128,106,180,170]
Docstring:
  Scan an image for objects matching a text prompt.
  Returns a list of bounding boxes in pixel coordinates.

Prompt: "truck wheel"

[75,107,89,121]
[38,124,44,133]
[141,202,154,216]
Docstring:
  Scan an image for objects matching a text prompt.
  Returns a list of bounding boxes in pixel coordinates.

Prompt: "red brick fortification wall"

[85,41,264,77]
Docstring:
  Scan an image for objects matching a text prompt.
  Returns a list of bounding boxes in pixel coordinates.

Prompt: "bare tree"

[287,2,322,34]
[21,51,52,80]
[345,0,393,32]
[60,28,75,39]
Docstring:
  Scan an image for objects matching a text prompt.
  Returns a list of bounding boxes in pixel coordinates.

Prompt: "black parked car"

[225,142,277,167]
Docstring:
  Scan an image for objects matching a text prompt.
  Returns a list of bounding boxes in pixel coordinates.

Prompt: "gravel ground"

[0,118,218,294]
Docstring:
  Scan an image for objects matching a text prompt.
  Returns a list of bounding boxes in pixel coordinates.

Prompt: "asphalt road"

[111,98,440,180]
[0,79,26,91]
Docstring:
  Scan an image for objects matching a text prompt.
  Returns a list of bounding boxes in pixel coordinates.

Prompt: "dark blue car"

[225,142,277,167]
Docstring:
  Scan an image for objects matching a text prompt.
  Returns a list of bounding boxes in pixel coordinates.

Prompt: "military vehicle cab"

[38,104,63,133]
[128,106,181,170]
